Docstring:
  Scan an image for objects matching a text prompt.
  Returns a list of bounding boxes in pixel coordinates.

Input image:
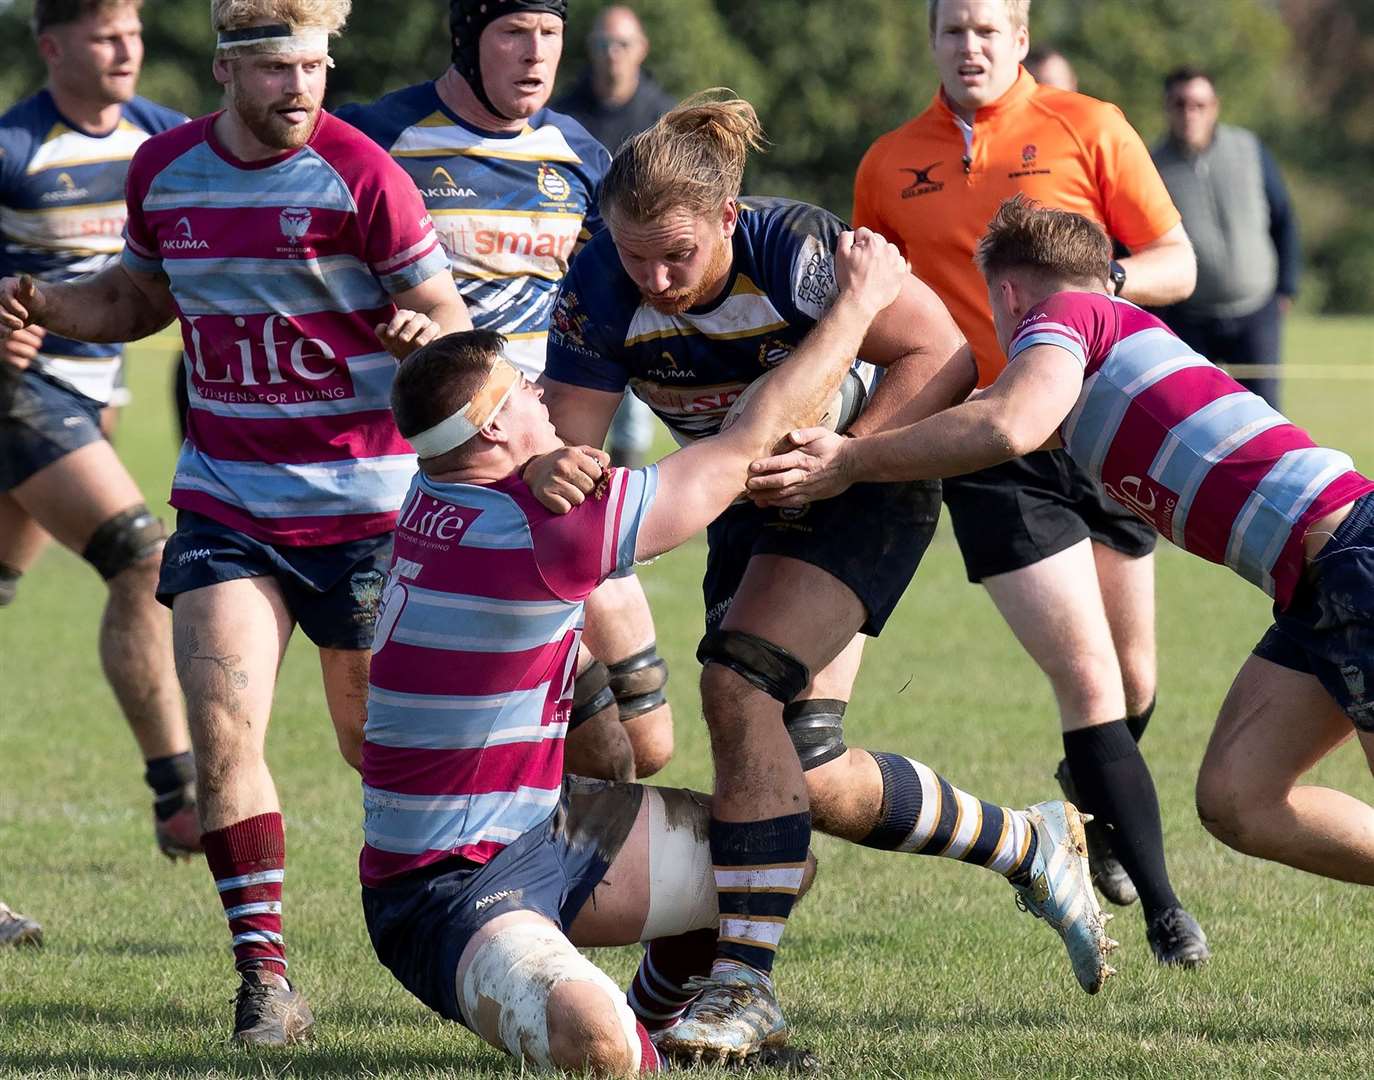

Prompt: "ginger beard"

[226,60,323,151]
[644,230,733,315]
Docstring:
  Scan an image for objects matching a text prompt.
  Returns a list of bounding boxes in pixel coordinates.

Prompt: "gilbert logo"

[166,216,210,251]
[424,166,477,199]
[899,162,945,198]
[279,206,312,242]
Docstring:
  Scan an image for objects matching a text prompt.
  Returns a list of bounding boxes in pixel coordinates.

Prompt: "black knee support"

[0,562,20,607]
[571,660,616,731]
[607,643,668,720]
[81,505,166,581]
[696,628,810,704]
[783,698,848,770]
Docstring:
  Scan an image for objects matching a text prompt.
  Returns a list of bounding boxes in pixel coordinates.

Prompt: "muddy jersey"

[0,91,185,402]
[338,85,608,378]
[544,196,876,443]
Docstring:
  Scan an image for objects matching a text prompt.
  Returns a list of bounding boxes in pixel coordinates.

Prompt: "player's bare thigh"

[980,538,1128,729]
[8,439,147,552]
[0,494,49,574]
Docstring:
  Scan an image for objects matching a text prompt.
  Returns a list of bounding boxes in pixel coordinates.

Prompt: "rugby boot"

[155,801,204,861]
[231,969,315,1047]
[1146,905,1210,968]
[1054,758,1138,906]
[653,962,788,1065]
[0,901,42,948]
[1010,800,1118,995]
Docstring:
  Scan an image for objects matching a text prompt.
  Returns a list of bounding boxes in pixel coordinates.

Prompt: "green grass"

[2,316,1373,1077]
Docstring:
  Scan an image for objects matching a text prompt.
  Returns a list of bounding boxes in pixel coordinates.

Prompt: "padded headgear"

[449,0,568,120]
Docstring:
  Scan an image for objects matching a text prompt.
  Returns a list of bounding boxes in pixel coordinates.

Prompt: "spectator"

[1025,45,1077,91]
[1152,67,1300,409]
[554,4,674,468]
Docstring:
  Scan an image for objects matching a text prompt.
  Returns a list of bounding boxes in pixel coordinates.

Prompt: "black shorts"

[702,479,941,637]
[157,510,392,650]
[0,364,105,492]
[361,776,643,1026]
[1252,493,1374,732]
[942,449,1157,583]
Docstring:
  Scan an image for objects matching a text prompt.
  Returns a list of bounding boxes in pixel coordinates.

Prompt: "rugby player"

[363,230,1093,1074]
[530,94,1114,1058]
[846,0,1207,964]
[749,194,1374,909]
[0,0,198,860]
[0,0,468,1046]
[339,0,675,784]
[0,899,43,948]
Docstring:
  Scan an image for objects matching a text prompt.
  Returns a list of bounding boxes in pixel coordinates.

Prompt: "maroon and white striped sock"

[202,812,287,977]
[628,928,715,1032]
[635,1020,664,1072]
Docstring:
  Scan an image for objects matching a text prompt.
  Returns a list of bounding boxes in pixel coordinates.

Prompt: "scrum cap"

[449,0,567,120]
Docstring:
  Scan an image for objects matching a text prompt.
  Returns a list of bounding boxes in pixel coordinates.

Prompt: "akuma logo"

[40,171,89,202]
[424,166,477,199]
[165,216,210,251]
[279,206,312,242]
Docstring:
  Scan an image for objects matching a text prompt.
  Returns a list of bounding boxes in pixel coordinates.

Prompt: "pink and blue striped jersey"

[122,112,452,546]
[1009,292,1374,607]
[360,464,658,887]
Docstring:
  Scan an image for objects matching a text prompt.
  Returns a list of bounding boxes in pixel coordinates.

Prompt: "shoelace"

[679,975,758,1024]
[234,979,283,1027]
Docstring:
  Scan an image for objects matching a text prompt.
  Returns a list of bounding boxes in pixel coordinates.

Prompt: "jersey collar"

[933,66,1037,126]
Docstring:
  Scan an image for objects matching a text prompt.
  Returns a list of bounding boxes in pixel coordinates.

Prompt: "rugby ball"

[720,368,867,435]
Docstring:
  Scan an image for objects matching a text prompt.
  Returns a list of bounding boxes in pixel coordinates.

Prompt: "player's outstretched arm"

[634,229,904,561]
[521,379,625,512]
[747,343,1084,507]
[0,265,175,344]
[377,273,471,359]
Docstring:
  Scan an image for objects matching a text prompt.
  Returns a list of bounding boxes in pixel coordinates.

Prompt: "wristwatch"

[1109,260,1127,296]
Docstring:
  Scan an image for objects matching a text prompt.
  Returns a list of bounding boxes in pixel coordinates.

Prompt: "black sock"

[1126,697,1156,743]
[1063,721,1179,918]
[144,752,195,821]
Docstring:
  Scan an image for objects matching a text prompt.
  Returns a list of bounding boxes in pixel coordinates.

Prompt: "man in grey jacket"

[1151,67,1300,409]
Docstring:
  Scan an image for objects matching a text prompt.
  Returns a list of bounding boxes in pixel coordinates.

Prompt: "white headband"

[406,357,522,459]
[216,23,334,65]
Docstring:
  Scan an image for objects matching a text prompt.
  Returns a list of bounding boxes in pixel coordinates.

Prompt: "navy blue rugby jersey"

[543,196,877,443]
[0,91,185,402]
[338,84,610,378]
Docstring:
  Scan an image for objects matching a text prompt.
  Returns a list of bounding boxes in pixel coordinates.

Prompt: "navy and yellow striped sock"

[861,752,1038,882]
[710,812,810,976]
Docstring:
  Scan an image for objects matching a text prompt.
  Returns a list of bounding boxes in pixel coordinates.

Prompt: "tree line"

[0,0,1370,313]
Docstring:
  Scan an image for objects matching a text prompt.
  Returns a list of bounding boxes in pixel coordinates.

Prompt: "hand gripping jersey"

[122,112,451,546]
[337,85,609,378]
[360,465,657,886]
[854,68,1180,387]
[0,92,185,403]
[545,196,876,443]
[1009,292,1374,607]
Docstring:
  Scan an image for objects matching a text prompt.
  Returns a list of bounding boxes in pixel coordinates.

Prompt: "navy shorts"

[361,776,643,1026]
[703,478,942,637]
[942,448,1157,583]
[1252,493,1374,732]
[0,364,105,492]
[157,510,392,650]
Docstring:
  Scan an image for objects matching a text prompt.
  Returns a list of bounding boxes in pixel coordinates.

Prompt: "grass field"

[2,316,1373,1078]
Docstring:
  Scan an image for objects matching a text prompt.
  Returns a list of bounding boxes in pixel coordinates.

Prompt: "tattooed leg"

[171,577,295,831]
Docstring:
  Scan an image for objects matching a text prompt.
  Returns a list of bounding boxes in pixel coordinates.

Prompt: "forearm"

[731,295,875,456]
[846,399,1019,483]
[1118,236,1197,307]
[40,265,174,343]
[425,292,472,334]
[847,341,977,437]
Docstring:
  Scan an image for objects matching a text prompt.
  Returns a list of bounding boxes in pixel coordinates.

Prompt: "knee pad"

[696,628,810,704]
[460,919,641,1070]
[641,787,717,941]
[81,505,166,581]
[783,698,848,771]
[571,660,616,731]
[608,643,669,720]
[0,563,20,607]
